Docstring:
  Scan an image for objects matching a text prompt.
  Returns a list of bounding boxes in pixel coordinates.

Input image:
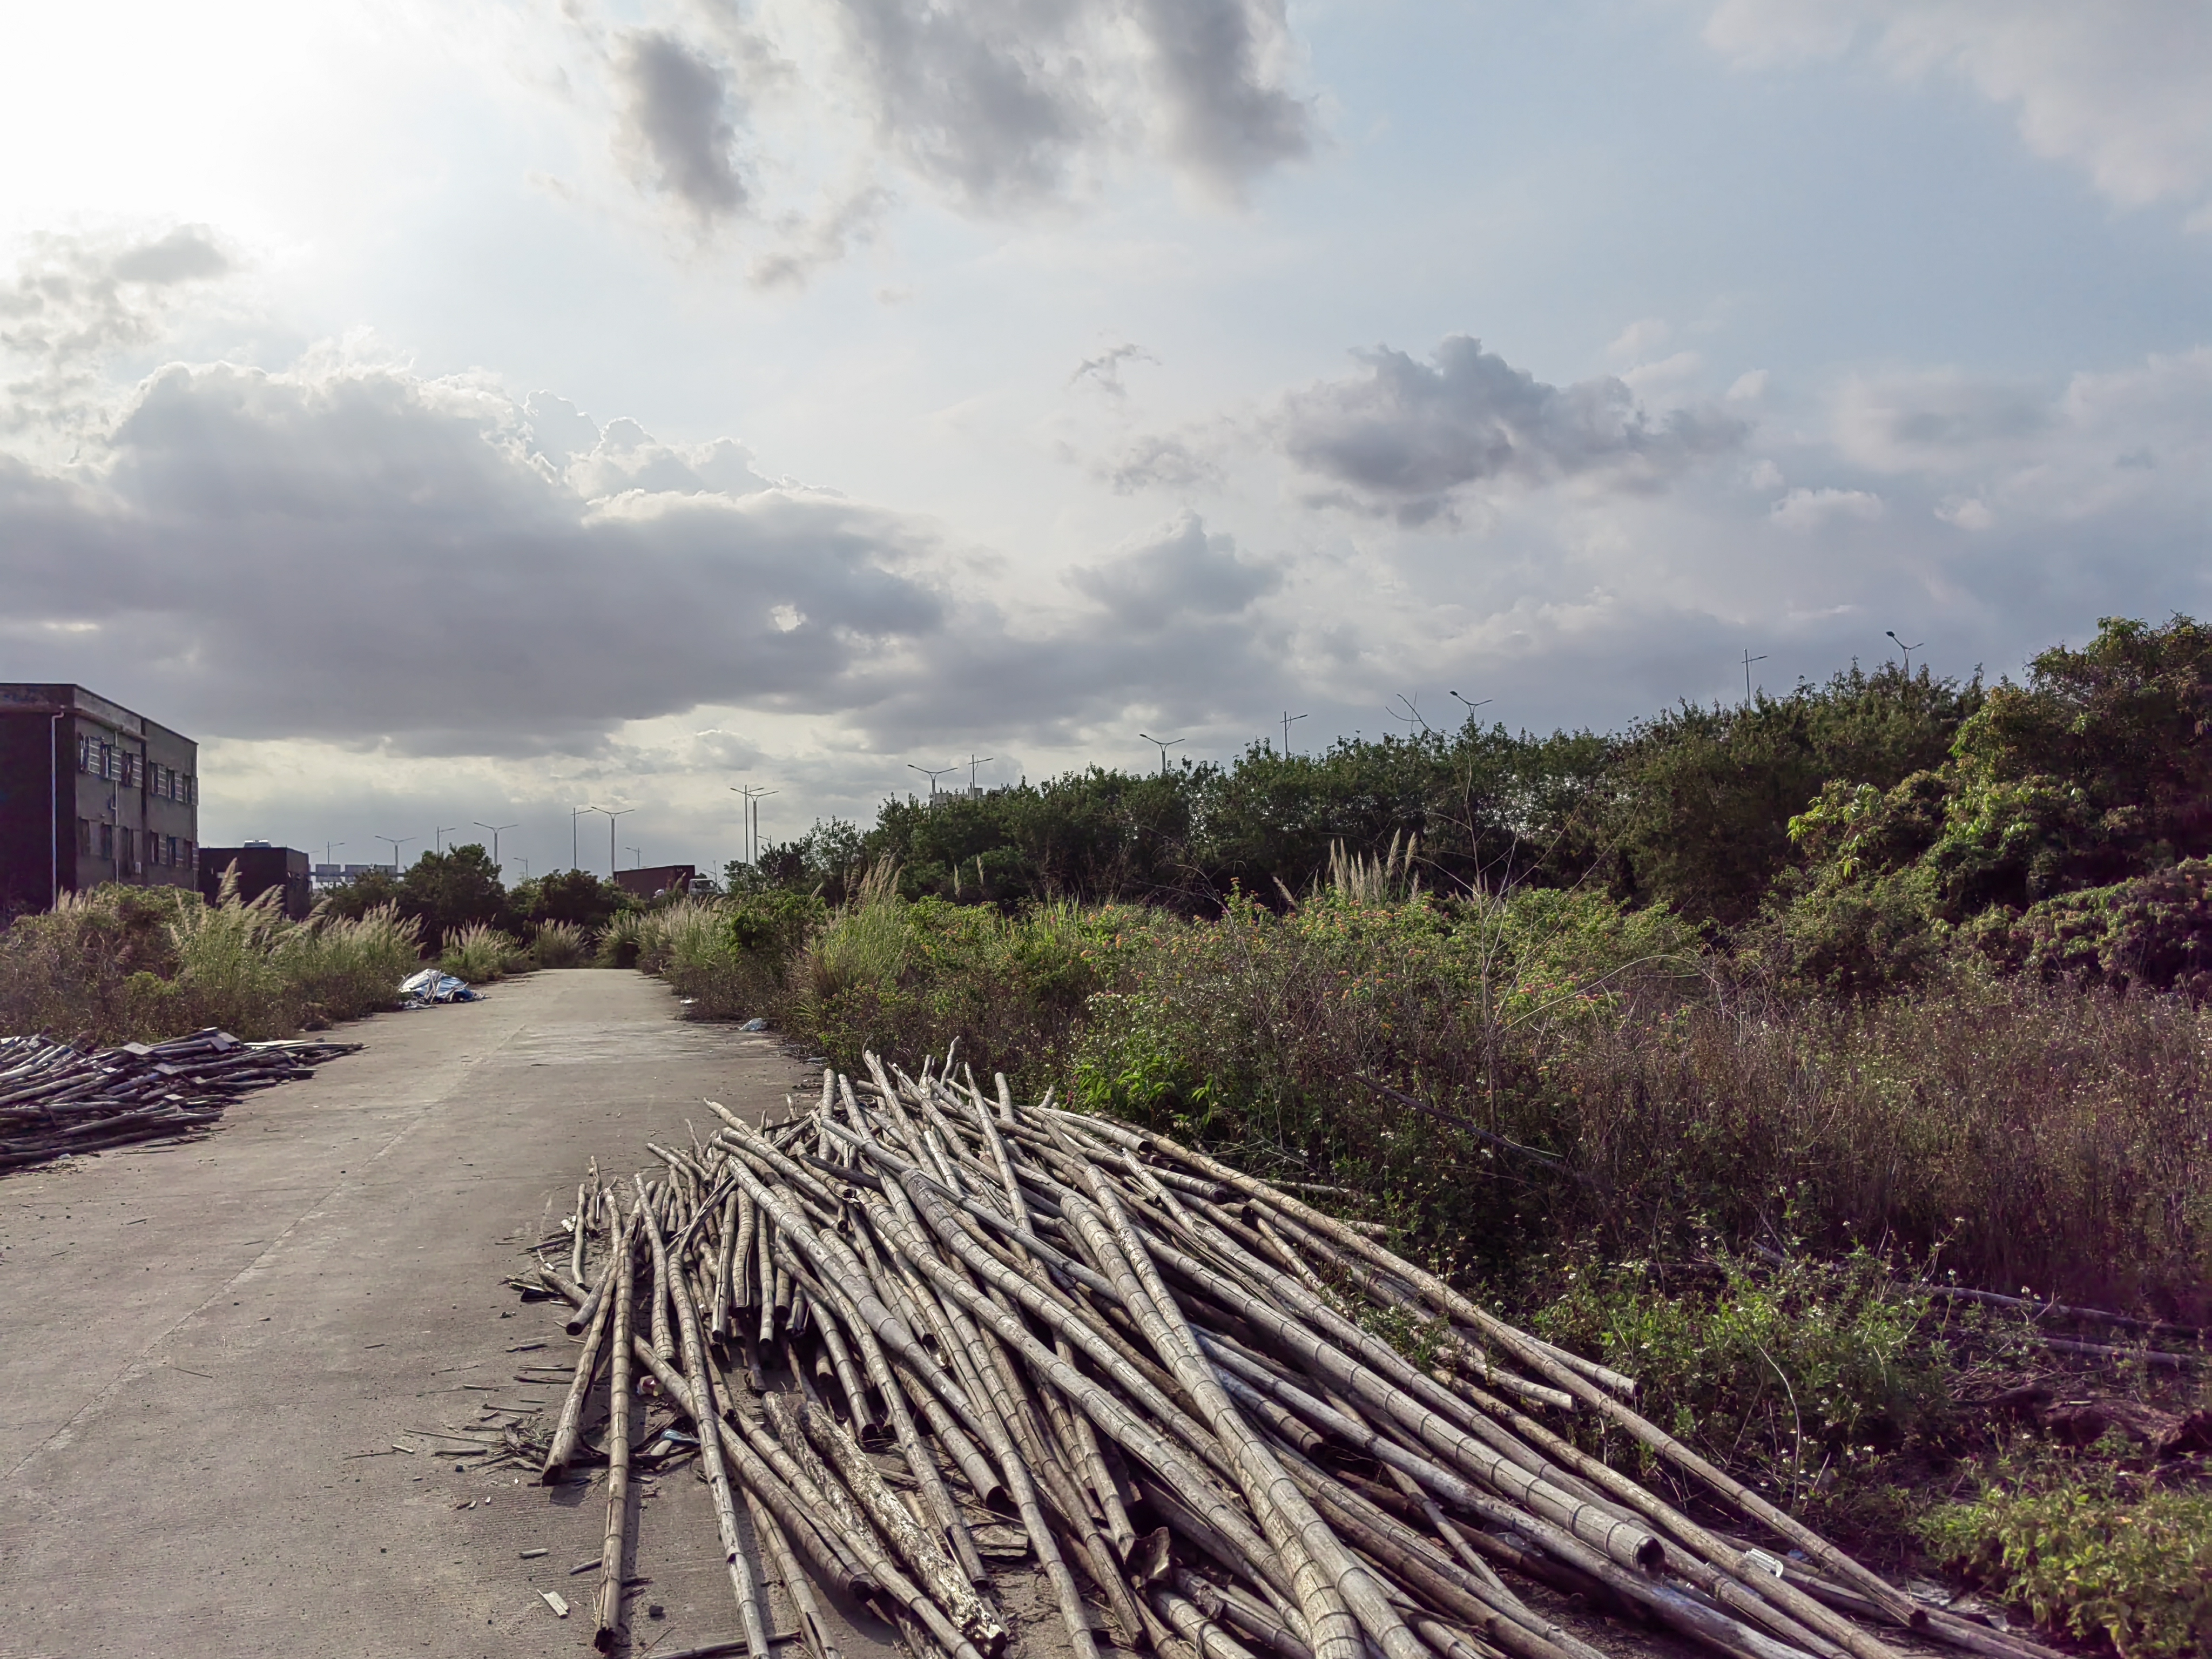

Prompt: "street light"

[908,764,956,800]
[1137,732,1185,776]
[325,840,345,866]
[571,805,595,873]
[434,825,458,854]
[602,807,634,879]
[1886,631,1925,677]
[474,820,518,871]
[375,834,414,874]
[732,785,777,866]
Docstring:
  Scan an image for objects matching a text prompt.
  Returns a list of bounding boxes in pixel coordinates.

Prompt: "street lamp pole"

[475,821,518,872]
[572,806,595,873]
[604,808,634,879]
[375,834,413,874]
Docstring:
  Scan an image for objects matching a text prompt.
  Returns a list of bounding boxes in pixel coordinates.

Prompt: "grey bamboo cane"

[545,1209,631,1480]
[669,1240,777,1659]
[594,1215,637,1653]
[1135,1127,1918,1641]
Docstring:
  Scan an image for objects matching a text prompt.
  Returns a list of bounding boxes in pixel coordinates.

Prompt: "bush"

[441,921,524,982]
[530,919,588,968]
[0,880,423,1042]
[1920,1449,2212,1658]
[1530,1247,1951,1524]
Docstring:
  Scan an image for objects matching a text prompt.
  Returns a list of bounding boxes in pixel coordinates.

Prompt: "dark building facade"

[0,684,199,915]
[198,845,313,920]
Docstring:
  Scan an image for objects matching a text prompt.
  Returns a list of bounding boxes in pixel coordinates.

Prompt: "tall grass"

[0,880,423,1043]
[440,921,525,982]
[633,875,2209,1316]
[530,919,588,968]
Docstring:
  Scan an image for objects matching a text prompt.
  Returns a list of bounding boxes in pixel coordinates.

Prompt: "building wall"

[198,847,312,920]
[0,685,199,910]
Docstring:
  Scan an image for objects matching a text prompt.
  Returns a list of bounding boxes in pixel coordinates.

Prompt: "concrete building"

[199,844,313,920]
[0,684,199,915]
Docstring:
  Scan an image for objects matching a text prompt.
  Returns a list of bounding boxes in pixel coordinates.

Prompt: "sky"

[3,0,2209,881]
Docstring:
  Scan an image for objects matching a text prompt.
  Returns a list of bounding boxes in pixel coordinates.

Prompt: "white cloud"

[1704,1,2212,215]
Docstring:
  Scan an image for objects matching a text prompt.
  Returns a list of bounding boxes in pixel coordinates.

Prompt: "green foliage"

[511,868,632,935]
[0,879,421,1042]
[529,919,589,968]
[440,921,524,982]
[1920,1449,2212,1658]
[1777,618,2212,994]
[1531,1247,1951,1518]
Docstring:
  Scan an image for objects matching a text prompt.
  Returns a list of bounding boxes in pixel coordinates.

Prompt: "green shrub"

[530,919,588,968]
[441,921,524,982]
[1920,1451,2212,1658]
[597,909,645,968]
[0,880,423,1042]
[1530,1247,1951,1521]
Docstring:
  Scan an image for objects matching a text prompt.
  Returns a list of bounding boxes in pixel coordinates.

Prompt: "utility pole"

[325,840,344,866]
[475,821,517,872]
[1741,650,1768,706]
[603,807,633,879]
[434,825,458,854]
[1886,631,1924,677]
[965,754,994,794]
[375,834,413,874]
[625,846,641,870]
[1137,732,1185,776]
[515,857,530,881]
[1280,710,1307,756]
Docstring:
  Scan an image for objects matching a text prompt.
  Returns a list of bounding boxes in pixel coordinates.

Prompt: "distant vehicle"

[687,875,719,896]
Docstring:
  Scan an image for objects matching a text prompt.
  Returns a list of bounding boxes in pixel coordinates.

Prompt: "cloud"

[1277,335,1744,525]
[1102,430,1225,494]
[0,226,233,437]
[1704,1,2212,215]
[1832,369,2051,473]
[1070,342,1158,399]
[616,30,750,220]
[1128,0,1311,200]
[579,0,1312,243]
[0,359,947,753]
[1066,511,1278,628]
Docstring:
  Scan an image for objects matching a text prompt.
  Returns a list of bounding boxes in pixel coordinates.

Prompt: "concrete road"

[0,970,911,1659]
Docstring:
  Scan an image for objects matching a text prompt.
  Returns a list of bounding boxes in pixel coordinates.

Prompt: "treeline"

[740,615,2212,995]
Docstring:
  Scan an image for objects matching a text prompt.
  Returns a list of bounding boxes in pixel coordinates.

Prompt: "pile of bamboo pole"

[528,1053,2059,1659]
[0,1028,361,1172]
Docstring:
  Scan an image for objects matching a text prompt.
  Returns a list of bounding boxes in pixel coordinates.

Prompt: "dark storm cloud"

[1279,335,1744,525]
[618,31,750,219]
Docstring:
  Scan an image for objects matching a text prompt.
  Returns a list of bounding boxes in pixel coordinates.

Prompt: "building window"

[120,828,136,868]
[184,839,195,869]
[77,736,92,773]
[78,818,93,855]
[98,822,114,859]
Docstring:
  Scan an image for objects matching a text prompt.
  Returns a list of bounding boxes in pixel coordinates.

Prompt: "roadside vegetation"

[642,615,2212,1653]
[0,855,636,1044]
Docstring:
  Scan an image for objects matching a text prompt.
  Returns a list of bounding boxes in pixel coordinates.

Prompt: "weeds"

[441,921,525,982]
[529,919,588,968]
[0,880,423,1042]
[1920,1442,2212,1658]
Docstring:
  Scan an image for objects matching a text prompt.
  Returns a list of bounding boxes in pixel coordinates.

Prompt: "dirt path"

[0,970,855,1659]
